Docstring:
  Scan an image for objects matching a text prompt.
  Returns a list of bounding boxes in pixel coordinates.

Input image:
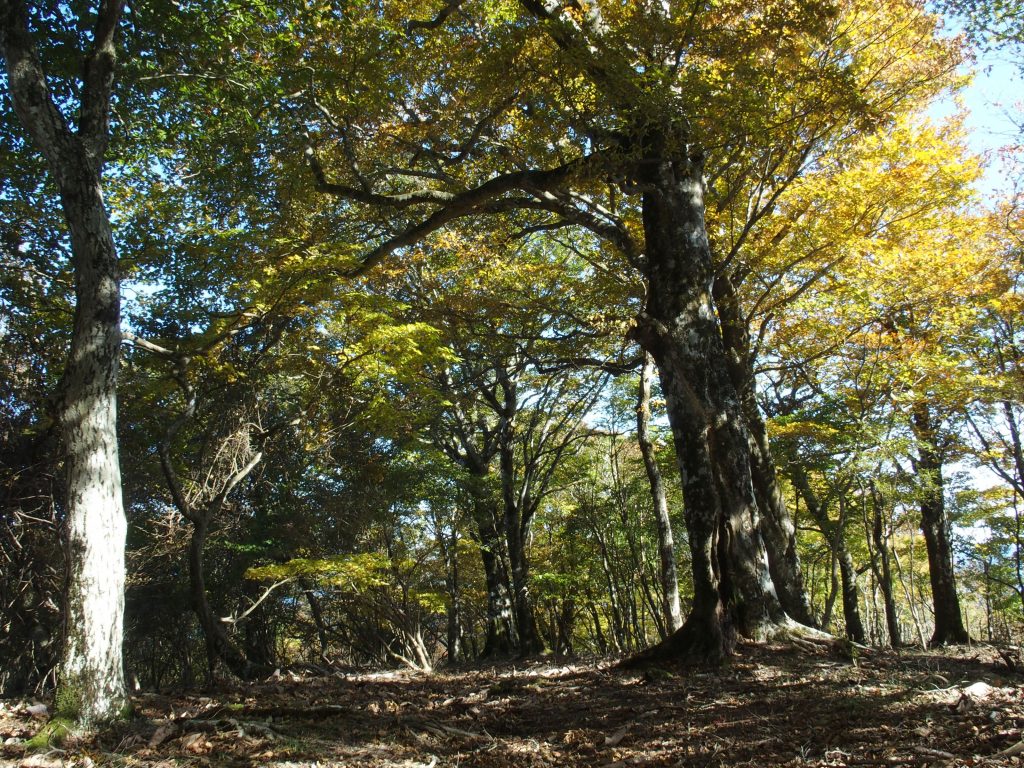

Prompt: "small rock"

[963,682,994,700]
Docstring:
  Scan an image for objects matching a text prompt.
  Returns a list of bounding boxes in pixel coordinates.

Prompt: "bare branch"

[406,0,469,32]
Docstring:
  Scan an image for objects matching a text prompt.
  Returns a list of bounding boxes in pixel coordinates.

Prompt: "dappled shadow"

[1,645,1021,767]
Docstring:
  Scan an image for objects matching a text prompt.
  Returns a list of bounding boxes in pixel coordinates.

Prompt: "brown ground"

[2,643,1023,767]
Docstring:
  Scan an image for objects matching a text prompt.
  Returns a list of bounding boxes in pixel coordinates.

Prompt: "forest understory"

[2,644,1023,768]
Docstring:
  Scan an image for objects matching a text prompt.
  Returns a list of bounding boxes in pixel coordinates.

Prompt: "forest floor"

[2,643,1023,768]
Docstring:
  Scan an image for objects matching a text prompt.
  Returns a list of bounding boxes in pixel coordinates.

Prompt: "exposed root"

[619,615,869,669]
[618,612,733,669]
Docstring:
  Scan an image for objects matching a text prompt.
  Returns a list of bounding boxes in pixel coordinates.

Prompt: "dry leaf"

[149,722,178,748]
[603,725,630,748]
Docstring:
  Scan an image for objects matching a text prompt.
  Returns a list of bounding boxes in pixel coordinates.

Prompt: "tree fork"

[1,0,129,727]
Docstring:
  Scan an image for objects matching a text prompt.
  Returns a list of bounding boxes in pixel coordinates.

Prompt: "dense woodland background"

[2,0,1024,731]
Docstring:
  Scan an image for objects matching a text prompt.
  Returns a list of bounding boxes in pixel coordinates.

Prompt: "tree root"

[618,615,865,669]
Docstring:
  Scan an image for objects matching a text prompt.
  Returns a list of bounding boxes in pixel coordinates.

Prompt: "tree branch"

[0,0,78,177]
[78,0,127,165]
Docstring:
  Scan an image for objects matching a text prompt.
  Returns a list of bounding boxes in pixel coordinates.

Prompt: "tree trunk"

[55,176,129,724]
[911,405,969,645]
[555,597,576,658]
[837,540,866,644]
[301,581,331,662]
[869,482,902,647]
[188,517,252,681]
[636,353,684,634]
[1,0,130,725]
[471,491,518,657]
[791,471,865,642]
[630,149,792,664]
[713,273,815,627]
[443,527,462,664]
[498,399,544,656]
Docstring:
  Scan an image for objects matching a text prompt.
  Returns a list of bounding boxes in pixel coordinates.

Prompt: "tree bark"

[911,404,969,645]
[468,479,518,657]
[442,525,463,664]
[791,471,865,642]
[636,352,684,634]
[713,273,816,627]
[497,377,545,656]
[630,148,792,664]
[869,481,902,647]
[188,516,253,681]
[1,0,129,726]
[836,538,866,644]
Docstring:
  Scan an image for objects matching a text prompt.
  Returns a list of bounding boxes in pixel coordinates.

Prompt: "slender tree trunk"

[301,582,331,662]
[443,527,462,664]
[588,598,608,653]
[869,482,902,647]
[1,0,130,725]
[911,404,969,645]
[636,353,683,634]
[713,273,816,627]
[630,149,792,664]
[556,597,575,658]
[188,517,251,680]
[835,495,866,644]
[821,548,839,629]
[792,471,865,642]
[892,544,928,648]
[594,525,627,650]
[837,540,866,644]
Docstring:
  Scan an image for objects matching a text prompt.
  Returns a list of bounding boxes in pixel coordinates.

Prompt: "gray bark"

[1,0,129,725]
[713,273,815,627]
[636,353,683,634]
[869,481,902,647]
[911,404,969,645]
[631,148,789,663]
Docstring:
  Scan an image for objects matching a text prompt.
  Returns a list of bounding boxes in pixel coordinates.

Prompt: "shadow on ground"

[2,644,1022,767]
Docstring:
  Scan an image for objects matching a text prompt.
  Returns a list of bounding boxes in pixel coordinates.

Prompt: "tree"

[0,0,129,724]
[279,0,964,662]
[636,352,683,634]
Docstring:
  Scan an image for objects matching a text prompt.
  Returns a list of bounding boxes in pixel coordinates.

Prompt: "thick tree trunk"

[836,538,866,644]
[1,0,130,726]
[506,522,544,655]
[911,405,969,645]
[54,176,129,725]
[713,274,815,627]
[498,404,544,656]
[636,353,684,634]
[630,150,792,664]
[471,492,518,657]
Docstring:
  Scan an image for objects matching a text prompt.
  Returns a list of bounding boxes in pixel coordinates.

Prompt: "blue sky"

[933,27,1023,199]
